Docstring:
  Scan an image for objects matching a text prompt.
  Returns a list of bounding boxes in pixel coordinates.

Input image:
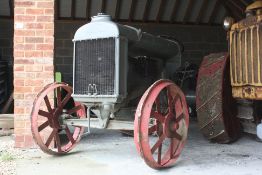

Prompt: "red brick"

[14,65,25,72]
[15,8,26,15]
[37,2,53,8]
[25,51,43,58]
[44,65,53,71]
[14,43,35,50]
[15,1,35,7]
[14,51,25,57]
[15,86,33,93]
[36,44,53,50]
[25,37,44,43]
[15,121,26,129]
[25,79,44,86]
[25,65,43,72]
[14,94,25,100]
[44,23,54,29]
[15,135,25,142]
[24,93,37,100]
[14,58,34,64]
[15,30,35,36]
[14,36,24,43]
[37,16,53,22]
[45,9,54,15]
[14,107,25,114]
[43,51,53,57]
[15,15,35,22]
[26,9,44,15]
[25,23,44,29]
[14,79,24,86]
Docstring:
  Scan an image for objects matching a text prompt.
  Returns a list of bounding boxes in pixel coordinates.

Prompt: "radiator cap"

[91,13,112,22]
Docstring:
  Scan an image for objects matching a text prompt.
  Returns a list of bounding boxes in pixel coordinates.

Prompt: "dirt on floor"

[0,120,262,175]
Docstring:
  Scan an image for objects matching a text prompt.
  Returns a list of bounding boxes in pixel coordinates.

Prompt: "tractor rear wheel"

[196,53,241,143]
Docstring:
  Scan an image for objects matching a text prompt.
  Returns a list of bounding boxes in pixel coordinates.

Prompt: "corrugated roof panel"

[90,0,102,17]
[214,5,227,24]
[119,0,132,19]
[59,0,72,18]
[105,0,118,19]
[148,0,162,21]
[133,0,147,20]
[201,0,217,23]
[75,0,87,18]
[189,0,204,22]
[176,0,189,22]
[161,0,176,21]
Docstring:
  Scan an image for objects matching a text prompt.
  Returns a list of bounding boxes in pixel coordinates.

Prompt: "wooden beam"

[183,0,194,23]
[115,0,122,21]
[129,0,137,22]
[86,0,91,20]
[156,0,166,22]
[170,0,180,23]
[196,0,208,24]
[239,0,249,6]
[208,0,221,24]
[9,0,14,17]
[143,0,151,22]
[71,0,76,19]
[101,0,106,13]
[220,0,242,20]
[228,0,245,14]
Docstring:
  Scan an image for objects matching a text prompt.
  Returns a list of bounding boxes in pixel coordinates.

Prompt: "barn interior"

[0,0,253,113]
[1,0,262,174]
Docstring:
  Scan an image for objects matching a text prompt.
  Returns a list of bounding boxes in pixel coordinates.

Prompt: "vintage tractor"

[196,0,262,143]
[31,14,189,169]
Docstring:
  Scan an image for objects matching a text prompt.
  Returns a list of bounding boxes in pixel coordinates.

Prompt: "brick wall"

[55,21,227,85]
[14,0,54,148]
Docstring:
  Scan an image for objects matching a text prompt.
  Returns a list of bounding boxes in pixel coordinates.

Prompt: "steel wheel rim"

[31,83,85,155]
[134,80,189,169]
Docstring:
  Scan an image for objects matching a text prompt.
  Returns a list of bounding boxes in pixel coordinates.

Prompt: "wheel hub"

[164,113,179,138]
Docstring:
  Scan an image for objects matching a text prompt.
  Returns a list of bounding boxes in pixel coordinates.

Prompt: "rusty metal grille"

[230,24,262,86]
[74,38,116,95]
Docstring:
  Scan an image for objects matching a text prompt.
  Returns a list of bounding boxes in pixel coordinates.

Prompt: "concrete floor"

[15,119,262,175]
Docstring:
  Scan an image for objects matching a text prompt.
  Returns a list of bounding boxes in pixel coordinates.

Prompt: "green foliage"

[0,151,15,162]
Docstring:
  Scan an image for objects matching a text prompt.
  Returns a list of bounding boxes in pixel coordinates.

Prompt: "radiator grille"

[230,24,262,86]
[74,38,116,95]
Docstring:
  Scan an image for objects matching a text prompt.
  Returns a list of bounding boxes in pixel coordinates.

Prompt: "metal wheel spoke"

[158,144,162,164]
[167,88,174,113]
[173,131,182,141]
[56,87,62,106]
[44,96,52,112]
[155,97,160,112]
[38,121,49,132]
[67,105,82,115]
[54,132,62,152]
[151,134,166,154]
[176,113,184,123]
[65,126,75,144]
[170,138,174,158]
[151,111,165,123]
[61,93,72,108]
[148,125,157,134]
[174,95,183,116]
[45,129,56,148]
[38,110,51,118]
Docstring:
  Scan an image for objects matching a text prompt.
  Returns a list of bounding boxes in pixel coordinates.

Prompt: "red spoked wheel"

[134,79,189,169]
[31,83,86,155]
